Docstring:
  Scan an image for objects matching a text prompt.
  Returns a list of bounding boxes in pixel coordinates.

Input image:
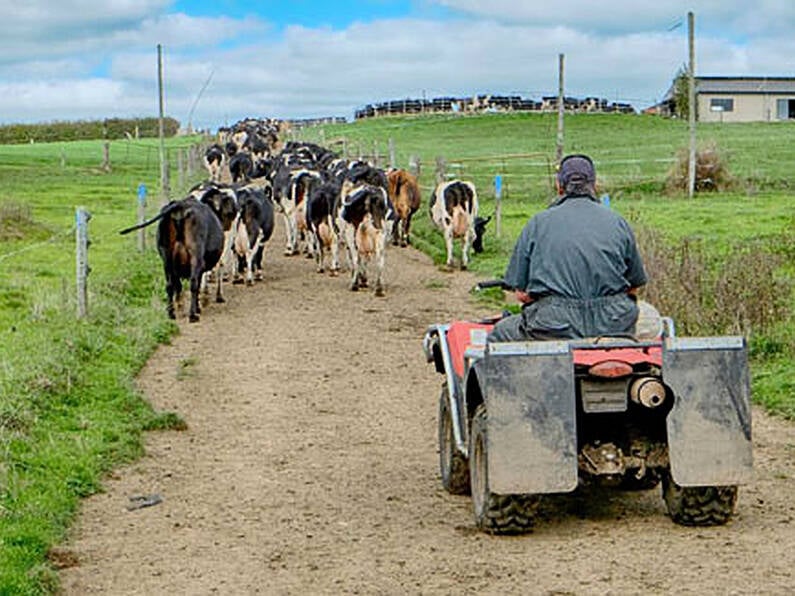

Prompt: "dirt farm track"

[59,223,795,595]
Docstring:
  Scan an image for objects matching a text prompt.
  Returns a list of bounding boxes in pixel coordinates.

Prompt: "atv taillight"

[588,360,633,378]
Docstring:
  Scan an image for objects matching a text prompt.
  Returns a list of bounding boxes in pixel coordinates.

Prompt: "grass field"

[0,137,201,593]
[2,112,795,592]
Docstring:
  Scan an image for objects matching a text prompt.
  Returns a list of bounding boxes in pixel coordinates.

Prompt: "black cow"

[229,152,253,183]
[119,197,223,322]
[472,215,491,254]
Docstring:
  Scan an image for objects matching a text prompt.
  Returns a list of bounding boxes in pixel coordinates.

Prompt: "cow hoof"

[216,296,226,304]
[189,314,200,323]
[317,268,325,274]
[329,270,339,277]
[168,311,176,320]
[461,264,468,271]
[375,287,385,297]
[350,284,359,292]
[400,241,407,248]
[232,278,244,285]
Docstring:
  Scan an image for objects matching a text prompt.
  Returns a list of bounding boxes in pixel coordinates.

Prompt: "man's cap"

[557,154,595,186]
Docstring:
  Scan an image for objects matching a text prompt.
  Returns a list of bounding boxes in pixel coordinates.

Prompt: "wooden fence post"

[388,138,396,168]
[101,142,111,172]
[435,156,447,185]
[177,150,185,191]
[373,140,380,167]
[409,155,421,179]
[75,207,91,319]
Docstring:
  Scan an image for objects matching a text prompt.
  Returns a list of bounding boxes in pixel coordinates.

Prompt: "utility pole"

[687,12,696,198]
[157,44,170,204]
[556,53,565,163]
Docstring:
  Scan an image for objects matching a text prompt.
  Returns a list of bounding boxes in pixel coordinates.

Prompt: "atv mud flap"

[664,337,753,486]
[482,342,578,494]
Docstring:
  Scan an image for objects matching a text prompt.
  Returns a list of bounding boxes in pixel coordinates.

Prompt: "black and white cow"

[233,185,275,285]
[203,144,226,182]
[283,168,323,256]
[338,183,396,296]
[119,196,223,322]
[429,180,479,270]
[188,181,239,302]
[306,179,343,275]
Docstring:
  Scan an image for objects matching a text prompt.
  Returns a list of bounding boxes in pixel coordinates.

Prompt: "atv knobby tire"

[662,473,738,526]
[438,387,470,495]
[469,404,539,534]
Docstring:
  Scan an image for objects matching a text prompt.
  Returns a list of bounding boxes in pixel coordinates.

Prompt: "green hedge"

[0,117,181,144]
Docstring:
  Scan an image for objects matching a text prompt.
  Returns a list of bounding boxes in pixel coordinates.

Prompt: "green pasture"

[0,137,200,593]
[2,112,795,592]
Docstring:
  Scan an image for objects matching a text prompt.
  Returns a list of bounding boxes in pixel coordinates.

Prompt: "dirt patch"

[60,224,795,594]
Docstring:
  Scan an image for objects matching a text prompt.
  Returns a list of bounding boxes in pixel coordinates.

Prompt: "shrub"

[636,225,792,337]
[666,142,734,193]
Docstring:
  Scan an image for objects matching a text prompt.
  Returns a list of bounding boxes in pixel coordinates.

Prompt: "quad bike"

[423,285,753,534]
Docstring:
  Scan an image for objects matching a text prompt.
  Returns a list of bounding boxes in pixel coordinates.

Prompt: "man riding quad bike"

[422,155,752,534]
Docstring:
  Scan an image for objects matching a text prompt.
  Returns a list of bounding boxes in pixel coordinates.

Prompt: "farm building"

[660,76,795,123]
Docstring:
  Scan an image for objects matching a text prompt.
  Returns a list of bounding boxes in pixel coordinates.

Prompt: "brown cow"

[386,168,421,247]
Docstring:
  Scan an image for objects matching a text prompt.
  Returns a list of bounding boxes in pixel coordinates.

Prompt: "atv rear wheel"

[662,472,738,526]
[469,404,539,534]
[439,387,470,495]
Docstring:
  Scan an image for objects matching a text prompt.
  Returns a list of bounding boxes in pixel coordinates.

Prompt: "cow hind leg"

[189,290,200,322]
[444,229,455,270]
[214,266,225,303]
[165,276,180,319]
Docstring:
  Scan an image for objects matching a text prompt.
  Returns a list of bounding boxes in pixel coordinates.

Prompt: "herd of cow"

[120,118,491,322]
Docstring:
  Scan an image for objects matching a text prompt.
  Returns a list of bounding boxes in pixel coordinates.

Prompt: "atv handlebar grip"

[475,279,510,291]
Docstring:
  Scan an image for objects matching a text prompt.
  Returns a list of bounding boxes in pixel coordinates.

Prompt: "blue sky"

[1,1,794,130]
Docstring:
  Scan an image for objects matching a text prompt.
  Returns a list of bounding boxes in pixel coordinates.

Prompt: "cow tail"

[118,202,179,235]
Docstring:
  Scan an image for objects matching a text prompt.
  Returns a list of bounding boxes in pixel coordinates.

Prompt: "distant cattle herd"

[120,117,489,321]
[354,93,635,120]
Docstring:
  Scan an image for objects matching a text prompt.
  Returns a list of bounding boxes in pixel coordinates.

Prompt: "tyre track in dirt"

[60,224,795,595]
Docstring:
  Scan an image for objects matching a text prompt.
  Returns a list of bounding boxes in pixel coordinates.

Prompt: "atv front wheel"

[662,473,737,526]
[469,404,538,534]
[438,387,469,495]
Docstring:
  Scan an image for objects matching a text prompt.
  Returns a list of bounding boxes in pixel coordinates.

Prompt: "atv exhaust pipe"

[629,377,667,408]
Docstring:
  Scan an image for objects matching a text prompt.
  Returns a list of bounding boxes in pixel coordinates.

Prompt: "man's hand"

[515,290,533,304]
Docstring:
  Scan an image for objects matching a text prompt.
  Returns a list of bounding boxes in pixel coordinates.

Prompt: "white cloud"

[1,2,794,128]
[433,1,795,36]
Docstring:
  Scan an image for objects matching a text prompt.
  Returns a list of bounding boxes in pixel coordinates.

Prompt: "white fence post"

[76,207,91,319]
